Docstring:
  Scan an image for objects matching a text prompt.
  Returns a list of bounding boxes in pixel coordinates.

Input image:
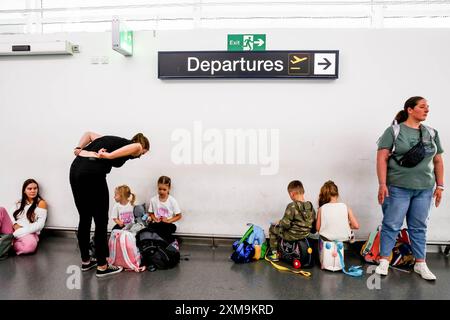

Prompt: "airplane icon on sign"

[288,53,311,75]
[290,56,308,64]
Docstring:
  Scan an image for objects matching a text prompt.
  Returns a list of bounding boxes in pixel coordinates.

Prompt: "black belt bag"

[392,126,426,168]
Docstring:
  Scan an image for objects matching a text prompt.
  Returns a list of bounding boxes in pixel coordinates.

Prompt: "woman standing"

[0,179,47,255]
[376,96,444,280]
[70,132,149,278]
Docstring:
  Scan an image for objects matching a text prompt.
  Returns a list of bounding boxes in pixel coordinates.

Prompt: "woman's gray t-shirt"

[378,123,443,190]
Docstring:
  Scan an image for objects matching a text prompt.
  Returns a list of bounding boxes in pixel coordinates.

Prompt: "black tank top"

[71,136,135,174]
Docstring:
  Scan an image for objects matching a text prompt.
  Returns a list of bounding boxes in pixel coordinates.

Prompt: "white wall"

[0,29,449,240]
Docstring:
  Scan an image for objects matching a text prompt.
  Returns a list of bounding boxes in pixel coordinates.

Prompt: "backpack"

[0,233,14,261]
[360,226,383,264]
[136,227,180,270]
[361,226,415,268]
[231,224,267,263]
[133,203,147,225]
[108,229,145,272]
[278,238,314,269]
[391,229,415,268]
[231,241,255,264]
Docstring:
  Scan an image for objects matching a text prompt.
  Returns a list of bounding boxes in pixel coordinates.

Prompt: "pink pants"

[0,207,39,255]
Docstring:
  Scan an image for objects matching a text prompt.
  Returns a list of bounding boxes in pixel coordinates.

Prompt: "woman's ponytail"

[394,109,408,124]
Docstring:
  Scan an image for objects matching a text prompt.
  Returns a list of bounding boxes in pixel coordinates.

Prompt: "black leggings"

[70,168,109,266]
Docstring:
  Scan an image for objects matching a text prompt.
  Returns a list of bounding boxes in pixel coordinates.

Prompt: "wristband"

[437,185,444,191]
[74,147,81,150]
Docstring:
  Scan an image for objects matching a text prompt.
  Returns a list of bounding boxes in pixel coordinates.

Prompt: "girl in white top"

[316,180,359,242]
[111,185,136,230]
[147,176,182,230]
[6,179,47,255]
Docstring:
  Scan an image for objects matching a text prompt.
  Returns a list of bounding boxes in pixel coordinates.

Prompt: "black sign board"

[158,50,339,79]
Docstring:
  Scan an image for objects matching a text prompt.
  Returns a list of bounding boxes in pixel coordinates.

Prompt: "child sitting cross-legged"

[146,176,182,241]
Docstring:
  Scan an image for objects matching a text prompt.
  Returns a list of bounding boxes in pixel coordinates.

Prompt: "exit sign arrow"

[318,57,331,70]
[254,38,265,47]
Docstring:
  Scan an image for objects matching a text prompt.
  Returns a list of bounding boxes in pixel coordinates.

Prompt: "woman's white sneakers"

[414,262,437,280]
[375,259,436,280]
[375,259,390,276]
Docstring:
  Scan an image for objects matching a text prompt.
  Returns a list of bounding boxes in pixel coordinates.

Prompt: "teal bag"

[0,233,14,260]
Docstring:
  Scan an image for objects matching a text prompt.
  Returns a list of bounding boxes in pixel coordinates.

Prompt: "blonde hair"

[318,180,339,207]
[115,185,136,205]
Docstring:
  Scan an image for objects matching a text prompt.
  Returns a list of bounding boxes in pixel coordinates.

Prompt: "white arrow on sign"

[254,38,265,47]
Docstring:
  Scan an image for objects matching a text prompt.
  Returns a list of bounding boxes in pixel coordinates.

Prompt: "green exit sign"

[112,17,133,56]
[119,30,133,55]
[228,34,266,51]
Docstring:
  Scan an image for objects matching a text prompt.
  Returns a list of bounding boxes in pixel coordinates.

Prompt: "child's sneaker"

[375,258,389,276]
[81,259,97,272]
[414,262,436,280]
[96,265,123,278]
[266,251,279,262]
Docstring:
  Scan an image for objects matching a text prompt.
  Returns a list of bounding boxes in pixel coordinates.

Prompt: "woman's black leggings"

[70,168,109,266]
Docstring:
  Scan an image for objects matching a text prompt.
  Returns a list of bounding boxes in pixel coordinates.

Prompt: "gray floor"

[1,236,449,300]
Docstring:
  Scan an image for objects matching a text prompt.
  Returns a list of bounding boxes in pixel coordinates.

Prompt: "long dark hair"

[394,96,425,124]
[13,179,43,223]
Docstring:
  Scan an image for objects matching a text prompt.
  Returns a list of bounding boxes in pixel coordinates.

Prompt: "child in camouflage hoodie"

[267,180,316,262]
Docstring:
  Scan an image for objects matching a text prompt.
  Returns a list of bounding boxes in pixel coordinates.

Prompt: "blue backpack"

[231,224,267,263]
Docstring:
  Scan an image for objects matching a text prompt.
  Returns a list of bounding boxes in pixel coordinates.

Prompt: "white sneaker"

[414,262,437,281]
[375,259,389,276]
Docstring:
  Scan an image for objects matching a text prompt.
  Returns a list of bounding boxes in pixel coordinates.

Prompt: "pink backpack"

[108,230,146,272]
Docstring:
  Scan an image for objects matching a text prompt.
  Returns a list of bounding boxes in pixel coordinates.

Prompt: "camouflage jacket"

[279,201,316,241]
